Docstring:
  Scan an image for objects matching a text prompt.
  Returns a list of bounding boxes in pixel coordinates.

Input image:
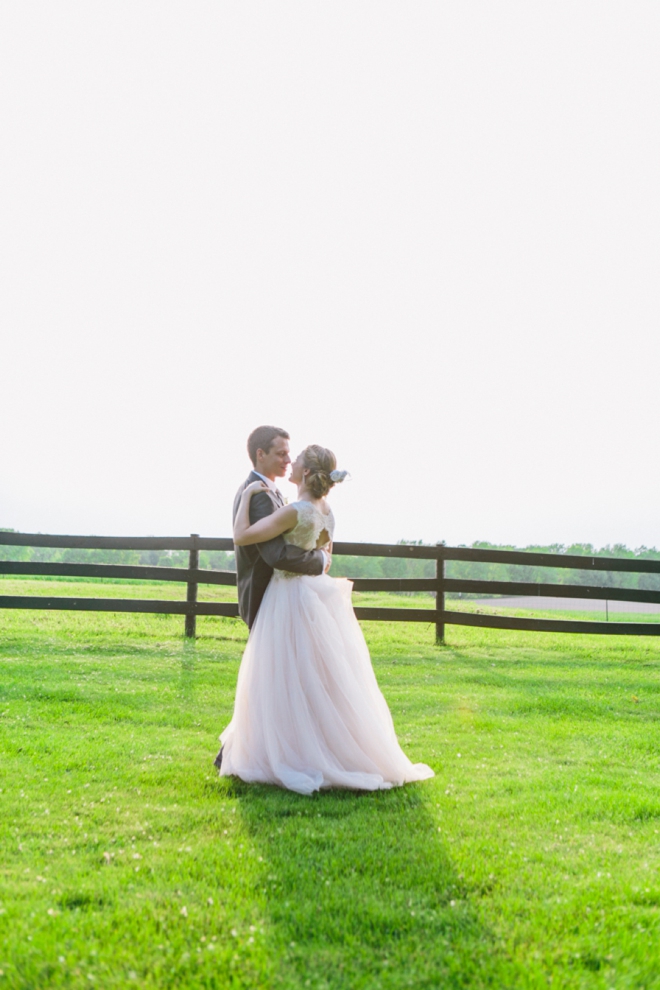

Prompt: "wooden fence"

[1,532,660,641]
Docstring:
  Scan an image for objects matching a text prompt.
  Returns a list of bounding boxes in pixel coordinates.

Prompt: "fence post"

[185,534,199,638]
[435,548,445,645]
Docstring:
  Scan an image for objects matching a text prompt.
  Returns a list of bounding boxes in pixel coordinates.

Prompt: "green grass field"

[1,578,660,989]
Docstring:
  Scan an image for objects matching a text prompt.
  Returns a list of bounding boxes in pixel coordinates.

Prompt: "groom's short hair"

[247,425,290,466]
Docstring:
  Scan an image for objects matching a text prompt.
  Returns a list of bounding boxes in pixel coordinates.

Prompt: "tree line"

[3,530,659,594]
[330,541,660,594]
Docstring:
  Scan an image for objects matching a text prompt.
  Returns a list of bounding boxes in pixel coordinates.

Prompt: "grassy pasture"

[1,578,660,989]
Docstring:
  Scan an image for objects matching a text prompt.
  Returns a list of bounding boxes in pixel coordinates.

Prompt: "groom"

[214,425,329,771]
[233,425,330,630]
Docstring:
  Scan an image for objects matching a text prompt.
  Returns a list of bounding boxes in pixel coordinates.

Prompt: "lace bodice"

[283,500,335,551]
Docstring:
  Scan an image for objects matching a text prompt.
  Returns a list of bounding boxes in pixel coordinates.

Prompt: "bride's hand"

[245,481,268,497]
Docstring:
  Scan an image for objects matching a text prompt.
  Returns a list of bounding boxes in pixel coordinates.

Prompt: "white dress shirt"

[253,471,282,499]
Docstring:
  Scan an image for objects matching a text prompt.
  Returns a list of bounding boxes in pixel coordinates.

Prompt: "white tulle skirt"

[218,571,434,795]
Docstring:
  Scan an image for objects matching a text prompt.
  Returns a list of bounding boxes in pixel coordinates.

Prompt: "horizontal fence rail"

[0,561,237,585]
[0,533,234,552]
[1,531,660,641]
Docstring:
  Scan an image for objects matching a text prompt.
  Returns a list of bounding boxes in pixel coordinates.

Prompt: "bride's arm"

[234,504,298,545]
[233,483,298,545]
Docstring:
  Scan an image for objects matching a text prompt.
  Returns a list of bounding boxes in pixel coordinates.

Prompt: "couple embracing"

[215,425,434,796]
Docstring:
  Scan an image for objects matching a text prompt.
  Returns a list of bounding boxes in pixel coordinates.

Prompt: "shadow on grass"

[225,778,516,990]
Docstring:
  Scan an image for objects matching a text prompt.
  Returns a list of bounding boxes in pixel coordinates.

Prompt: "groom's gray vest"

[233,472,324,629]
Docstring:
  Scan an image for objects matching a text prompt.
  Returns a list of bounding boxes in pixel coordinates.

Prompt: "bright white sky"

[1,3,658,550]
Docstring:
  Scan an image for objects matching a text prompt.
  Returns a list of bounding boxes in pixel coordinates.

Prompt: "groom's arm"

[249,491,325,576]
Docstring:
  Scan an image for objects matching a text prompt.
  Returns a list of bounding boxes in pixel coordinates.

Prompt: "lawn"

[1,578,659,989]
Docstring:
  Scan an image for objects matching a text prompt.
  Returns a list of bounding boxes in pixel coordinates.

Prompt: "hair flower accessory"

[330,469,349,483]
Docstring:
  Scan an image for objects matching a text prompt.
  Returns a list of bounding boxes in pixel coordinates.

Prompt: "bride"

[217,444,434,795]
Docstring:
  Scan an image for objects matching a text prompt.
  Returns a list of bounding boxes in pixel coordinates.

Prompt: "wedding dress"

[218,500,434,795]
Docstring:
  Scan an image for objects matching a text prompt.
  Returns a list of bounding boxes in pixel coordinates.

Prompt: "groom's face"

[257,437,291,480]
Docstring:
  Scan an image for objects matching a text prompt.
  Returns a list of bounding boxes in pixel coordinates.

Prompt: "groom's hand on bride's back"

[323,548,332,573]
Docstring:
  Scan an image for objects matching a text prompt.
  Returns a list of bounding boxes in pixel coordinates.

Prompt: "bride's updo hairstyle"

[302,445,346,498]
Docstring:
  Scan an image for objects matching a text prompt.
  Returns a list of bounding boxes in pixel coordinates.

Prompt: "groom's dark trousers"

[233,472,325,630]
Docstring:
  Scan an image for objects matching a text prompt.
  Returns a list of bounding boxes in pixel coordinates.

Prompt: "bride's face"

[288,452,307,486]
